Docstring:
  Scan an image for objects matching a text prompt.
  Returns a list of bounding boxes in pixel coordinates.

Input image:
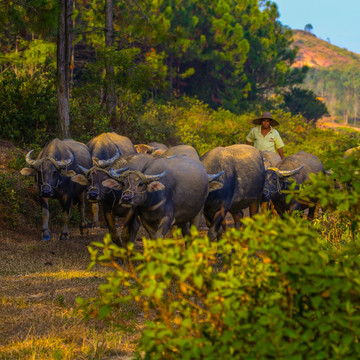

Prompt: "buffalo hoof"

[59,232,70,241]
[41,230,51,241]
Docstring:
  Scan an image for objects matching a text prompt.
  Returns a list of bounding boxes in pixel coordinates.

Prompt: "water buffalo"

[86,132,137,226]
[201,144,266,241]
[102,156,222,241]
[135,142,168,155]
[71,153,155,246]
[261,150,281,169]
[20,138,92,241]
[163,144,200,161]
[263,151,325,219]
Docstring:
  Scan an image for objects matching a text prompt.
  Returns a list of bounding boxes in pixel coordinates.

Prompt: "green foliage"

[290,153,360,239]
[282,87,329,122]
[0,170,34,227]
[78,214,360,359]
[305,66,360,125]
[0,70,57,145]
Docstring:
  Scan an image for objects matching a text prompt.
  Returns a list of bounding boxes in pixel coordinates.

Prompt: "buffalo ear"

[102,178,121,190]
[71,174,88,185]
[209,181,223,192]
[63,170,76,177]
[147,181,165,192]
[20,167,35,176]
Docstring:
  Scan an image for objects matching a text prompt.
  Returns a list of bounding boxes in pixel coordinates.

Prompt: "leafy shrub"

[290,152,360,239]
[0,70,57,145]
[0,171,35,227]
[78,213,360,359]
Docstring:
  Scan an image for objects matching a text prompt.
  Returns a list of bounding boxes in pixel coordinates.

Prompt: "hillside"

[291,30,360,69]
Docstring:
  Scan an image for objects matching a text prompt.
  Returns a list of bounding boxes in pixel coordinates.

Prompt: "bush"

[0,70,57,145]
[78,213,360,359]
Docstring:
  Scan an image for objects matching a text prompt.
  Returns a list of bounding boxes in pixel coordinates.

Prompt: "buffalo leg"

[249,200,260,217]
[190,208,203,229]
[180,223,191,237]
[40,197,51,241]
[121,210,141,244]
[156,213,173,238]
[78,192,88,235]
[59,196,72,241]
[230,210,244,229]
[104,210,122,246]
[91,203,100,228]
[141,219,158,239]
[207,209,226,241]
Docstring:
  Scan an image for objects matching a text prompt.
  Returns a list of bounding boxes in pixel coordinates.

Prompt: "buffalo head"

[20,150,74,197]
[102,169,167,207]
[263,165,304,202]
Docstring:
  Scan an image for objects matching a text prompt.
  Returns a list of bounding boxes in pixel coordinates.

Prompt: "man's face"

[261,119,271,129]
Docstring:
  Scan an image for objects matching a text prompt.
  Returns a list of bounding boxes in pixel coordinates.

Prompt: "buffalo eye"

[138,181,145,188]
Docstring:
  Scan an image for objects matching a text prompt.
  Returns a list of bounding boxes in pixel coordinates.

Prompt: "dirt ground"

[0,140,239,358]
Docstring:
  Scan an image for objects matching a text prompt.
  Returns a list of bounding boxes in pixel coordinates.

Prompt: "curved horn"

[57,151,74,168]
[277,165,304,177]
[109,167,130,180]
[208,171,224,182]
[25,150,39,167]
[97,146,121,167]
[77,164,89,174]
[144,171,167,183]
[114,166,129,175]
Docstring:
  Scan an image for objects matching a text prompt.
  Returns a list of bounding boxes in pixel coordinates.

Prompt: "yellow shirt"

[246,126,284,152]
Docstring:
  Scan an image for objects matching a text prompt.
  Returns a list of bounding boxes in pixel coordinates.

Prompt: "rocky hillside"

[291,30,360,69]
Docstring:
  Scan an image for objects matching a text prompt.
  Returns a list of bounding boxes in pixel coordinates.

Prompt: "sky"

[273,0,360,54]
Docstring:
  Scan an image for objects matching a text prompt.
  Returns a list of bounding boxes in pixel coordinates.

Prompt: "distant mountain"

[291,30,360,69]
[288,30,360,126]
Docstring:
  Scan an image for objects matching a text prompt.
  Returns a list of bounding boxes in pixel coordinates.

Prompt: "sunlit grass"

[22,270,109,280]
[0,327,137,360]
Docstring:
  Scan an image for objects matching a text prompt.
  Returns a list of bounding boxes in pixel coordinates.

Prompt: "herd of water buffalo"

[20,132,327,244]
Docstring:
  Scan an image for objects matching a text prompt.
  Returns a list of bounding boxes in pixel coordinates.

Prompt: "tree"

[104,0,117,129]
[57,0,72,139]
[282,87,329,123]
[304,23,313,33]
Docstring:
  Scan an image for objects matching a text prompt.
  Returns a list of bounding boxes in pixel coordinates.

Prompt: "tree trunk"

[105,0,117,130]
[57,0,72,139]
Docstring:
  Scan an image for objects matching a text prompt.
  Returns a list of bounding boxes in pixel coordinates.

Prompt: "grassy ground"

[0,139,235,359]
[0,221,145,359]
[0,140,144,359]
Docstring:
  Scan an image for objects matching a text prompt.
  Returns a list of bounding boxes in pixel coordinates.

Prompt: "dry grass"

[0,141,146,359]
[0,225,144,359]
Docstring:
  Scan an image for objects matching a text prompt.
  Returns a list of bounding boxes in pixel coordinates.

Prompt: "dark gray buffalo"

[71,153,155,246]
[201,144,266,241]
[263,151,325,218]
[102,156,222,241]
[135,142,168,155]
[85,132,137,227]
[261,150,281,169]
[20,138,92,240]
[163,144,200,161]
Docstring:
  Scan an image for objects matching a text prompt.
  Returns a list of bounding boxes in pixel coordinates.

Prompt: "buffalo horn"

[97,146,121,167]
[144,171,167,183]
[56,151,74,168]
[208,171,224,182]
[78,164,89,174]
[110,167,129,179]
[25,150,39,167]
[277,165,304,177]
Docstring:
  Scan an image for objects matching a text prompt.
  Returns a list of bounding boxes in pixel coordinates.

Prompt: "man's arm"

[277,147,284,160]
